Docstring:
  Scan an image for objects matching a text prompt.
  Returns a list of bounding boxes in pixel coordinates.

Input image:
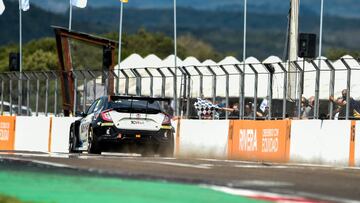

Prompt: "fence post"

[325,60,335,119]
[185,67,193,118]
[145,68,154,97]
[264,63,275,120]
[54,71,58,116]
[45,72,49,116]
[341,58,352,120]
[235,64,245,119]
[1,78,3,115]
[310,60,321,119]
[220,65,229,120]
[36,77,40,116]
[120,70,129,95]
[207,66,217,106]
[278,63,288,119]
[194,66,203,98]
[293,61,303,119]
[249,64,258,120]
[73,71,78,115]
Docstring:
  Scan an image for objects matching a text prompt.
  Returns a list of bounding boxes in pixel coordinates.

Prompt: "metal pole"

[318,0,324,66]
[117,1,124,95]
[36,79,39,116]
[83,78,87,112]
[325,60,335,119]
[249,65,258,120]
[341,59,351,120]
[18,0,23,115]
[9,80,12,116]
[73,77,77,115]
[278,63,288,119]
[26,78,30,116]
[0,81,3,115]
[54,77,58,116]
[242,0,247,119]
[173,0,178,116]
[69,0,73,30]
[45,78,49,116]
[310,60,320,119]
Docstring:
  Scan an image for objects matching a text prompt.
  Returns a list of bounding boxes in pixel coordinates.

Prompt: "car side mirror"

[75,111,87,117]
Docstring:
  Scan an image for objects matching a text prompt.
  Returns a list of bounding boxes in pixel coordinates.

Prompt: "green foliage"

[0,30,220,71]
[326,48,360,60]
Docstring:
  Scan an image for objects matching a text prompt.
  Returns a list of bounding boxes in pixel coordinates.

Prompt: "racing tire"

[69,125,77,153]
[158,132,175,157]
[87,127,101,155]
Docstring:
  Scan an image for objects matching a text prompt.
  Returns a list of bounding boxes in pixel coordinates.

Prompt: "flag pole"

[18,0,23,115]
[117,1,124,95]
[173,0,178,116]
[69,0,73,30]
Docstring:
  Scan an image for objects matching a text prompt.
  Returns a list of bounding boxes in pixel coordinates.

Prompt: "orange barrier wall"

[228,120,291,162]
[0,116,16,151]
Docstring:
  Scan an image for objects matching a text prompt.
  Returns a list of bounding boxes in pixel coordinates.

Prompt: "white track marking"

[229,180,294,187]
[0,156,74,169]
[143,161,212,169]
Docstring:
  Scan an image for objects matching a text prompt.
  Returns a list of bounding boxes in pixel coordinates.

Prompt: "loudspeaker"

[9,52,20,72]
[298,33,317,59]
[103,47,113,69]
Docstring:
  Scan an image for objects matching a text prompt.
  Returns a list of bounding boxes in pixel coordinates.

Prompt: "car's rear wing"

[109,95,171,103]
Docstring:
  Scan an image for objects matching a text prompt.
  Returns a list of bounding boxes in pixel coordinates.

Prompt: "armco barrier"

[14,116,51,152]
[290,120,353,166]
[177,120,229,159]
[50,117,79,153]
[228,120,291,162]
[0,116,16,151]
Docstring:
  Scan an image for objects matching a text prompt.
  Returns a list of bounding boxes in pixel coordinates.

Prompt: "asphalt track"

[0,151,360,203]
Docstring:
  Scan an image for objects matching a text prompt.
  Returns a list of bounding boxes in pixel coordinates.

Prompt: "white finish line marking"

[143,161,213,169]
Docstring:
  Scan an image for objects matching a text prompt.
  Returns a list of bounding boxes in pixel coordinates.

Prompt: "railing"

[1,57,359,119]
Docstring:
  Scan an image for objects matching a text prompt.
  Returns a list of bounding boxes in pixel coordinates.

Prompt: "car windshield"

[109,99,162,114]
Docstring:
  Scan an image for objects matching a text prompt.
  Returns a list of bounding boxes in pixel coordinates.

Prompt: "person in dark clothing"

[329,89,360,119]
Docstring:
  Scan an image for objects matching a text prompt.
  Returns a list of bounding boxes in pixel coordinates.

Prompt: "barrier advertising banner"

[0,116,16,151]
[228,120,291,162]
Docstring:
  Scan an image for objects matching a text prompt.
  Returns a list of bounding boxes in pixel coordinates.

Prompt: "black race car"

[69,96,174,156]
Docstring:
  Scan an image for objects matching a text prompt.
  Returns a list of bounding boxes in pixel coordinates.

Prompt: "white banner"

[0,0,5,15]
[71,0,87,8]
[20,0,30,11]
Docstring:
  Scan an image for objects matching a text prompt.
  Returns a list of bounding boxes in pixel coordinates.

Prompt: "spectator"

[301,96,314,119]
[329,89,360,119]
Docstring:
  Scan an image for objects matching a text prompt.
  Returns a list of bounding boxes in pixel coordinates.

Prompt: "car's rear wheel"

[158,131,175,157]
[87,127,101,154]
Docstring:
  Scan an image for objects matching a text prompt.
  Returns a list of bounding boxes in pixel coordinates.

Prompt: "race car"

[69,95,174,156]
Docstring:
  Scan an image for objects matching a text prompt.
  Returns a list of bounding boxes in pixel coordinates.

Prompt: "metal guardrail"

[0,57,359,119]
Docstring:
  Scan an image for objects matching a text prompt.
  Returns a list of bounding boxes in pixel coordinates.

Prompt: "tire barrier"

[0,116,358,167]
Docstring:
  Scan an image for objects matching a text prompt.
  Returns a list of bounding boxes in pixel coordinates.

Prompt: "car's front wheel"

[87,127,101,155]
[69,124,77,153]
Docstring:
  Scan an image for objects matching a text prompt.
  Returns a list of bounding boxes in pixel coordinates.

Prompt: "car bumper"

[93,125,173,144]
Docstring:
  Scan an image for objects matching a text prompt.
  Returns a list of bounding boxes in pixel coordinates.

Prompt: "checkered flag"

[194,98,220,119]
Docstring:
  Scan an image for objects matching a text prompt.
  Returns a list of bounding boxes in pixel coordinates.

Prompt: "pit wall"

[0,116,358,167]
